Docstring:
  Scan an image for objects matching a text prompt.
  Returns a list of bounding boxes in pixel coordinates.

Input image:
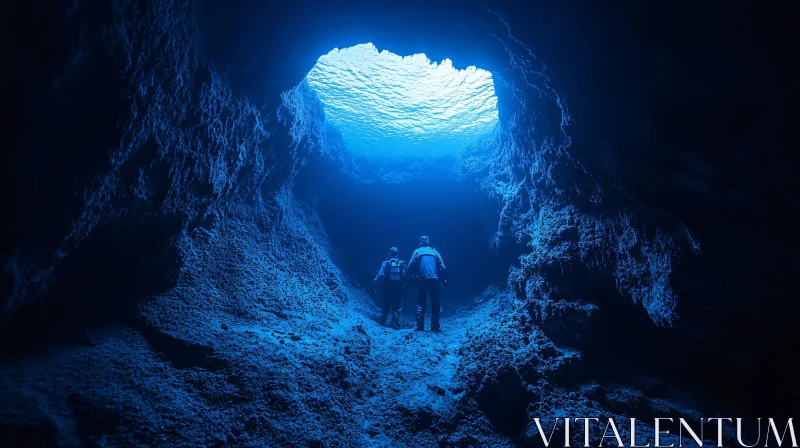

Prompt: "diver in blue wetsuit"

[407,236,446,332]
[373,247,407,330]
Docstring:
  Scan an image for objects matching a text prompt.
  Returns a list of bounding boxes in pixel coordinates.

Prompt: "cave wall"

[0,3,379,444]
[271,0,797,419]
[2,0,280,324]
[486,0,799,415]
[1,0,796,444]
[2,0,700,334]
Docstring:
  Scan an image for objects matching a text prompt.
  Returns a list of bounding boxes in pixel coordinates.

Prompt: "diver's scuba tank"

[388,258,402,281]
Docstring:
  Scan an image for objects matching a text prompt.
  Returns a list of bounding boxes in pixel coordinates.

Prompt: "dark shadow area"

[0,0,126,258]
[579,276,797,420]
[0,420,60,448]
[667,210,799,419]
[66,392,121,444]
[476,368,540,438]
[0,218,182,357]
[133,320,230,372]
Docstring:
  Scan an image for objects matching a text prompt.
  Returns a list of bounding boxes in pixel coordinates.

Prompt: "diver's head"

[419,236,430,247]
[388,247,398,258]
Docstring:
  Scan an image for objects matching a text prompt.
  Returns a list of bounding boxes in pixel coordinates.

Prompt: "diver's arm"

[406,250,419,282]
[407,251,418,272]
[437,252,447,281]
[373,261,387,289]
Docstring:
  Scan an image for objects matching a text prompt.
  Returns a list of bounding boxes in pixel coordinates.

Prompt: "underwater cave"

[297,42,507,314]
[1,0,797,446]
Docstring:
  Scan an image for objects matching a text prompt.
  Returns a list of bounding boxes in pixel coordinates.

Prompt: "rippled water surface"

[306,43,498,159]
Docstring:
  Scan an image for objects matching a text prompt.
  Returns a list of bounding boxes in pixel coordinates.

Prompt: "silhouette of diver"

[407,236,446,332]
[373,247,407,330]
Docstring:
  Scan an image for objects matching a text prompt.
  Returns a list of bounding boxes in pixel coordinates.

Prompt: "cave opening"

[305,43,499,161]
[295,43,508,324]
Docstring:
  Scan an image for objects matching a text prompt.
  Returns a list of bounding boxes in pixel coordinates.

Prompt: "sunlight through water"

[306,43,498,160]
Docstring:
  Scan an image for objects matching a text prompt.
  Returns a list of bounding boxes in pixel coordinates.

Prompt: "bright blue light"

[306,43,498,160]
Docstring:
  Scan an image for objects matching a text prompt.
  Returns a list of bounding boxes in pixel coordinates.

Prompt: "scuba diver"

[373,247,407,330]
[407,236,446,332]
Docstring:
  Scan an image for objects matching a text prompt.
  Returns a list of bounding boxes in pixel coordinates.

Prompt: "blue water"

[306,43,499,160]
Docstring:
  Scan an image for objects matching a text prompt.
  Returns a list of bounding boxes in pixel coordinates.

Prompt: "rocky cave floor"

[0,195,721,447]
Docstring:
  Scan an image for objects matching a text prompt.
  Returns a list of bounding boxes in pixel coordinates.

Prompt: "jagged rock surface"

[1,0,786,446]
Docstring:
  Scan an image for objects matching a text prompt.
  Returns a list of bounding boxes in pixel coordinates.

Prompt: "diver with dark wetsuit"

[373,247,407,330]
